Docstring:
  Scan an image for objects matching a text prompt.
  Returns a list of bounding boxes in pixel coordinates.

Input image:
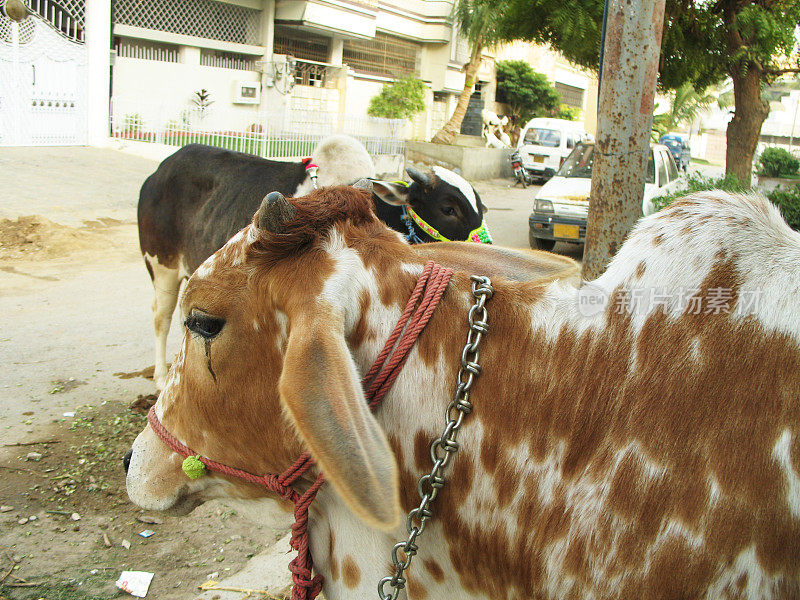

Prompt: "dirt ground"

[0,146,582,600]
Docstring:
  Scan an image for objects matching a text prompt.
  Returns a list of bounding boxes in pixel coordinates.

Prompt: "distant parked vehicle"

[528,142,684,250]
[517,118,592,183]
[509,150,532,187]
[659,133,691,171]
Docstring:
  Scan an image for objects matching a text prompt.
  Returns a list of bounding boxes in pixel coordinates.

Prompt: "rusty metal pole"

[581,0,666,280]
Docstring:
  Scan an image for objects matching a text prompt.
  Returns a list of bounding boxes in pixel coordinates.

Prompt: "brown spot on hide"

[342,554,361,589]
[407,574,429,599]
[423,558,445,583]
[329,530,339,580]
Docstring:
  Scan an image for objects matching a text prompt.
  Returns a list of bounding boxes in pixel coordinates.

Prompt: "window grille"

[449,26,469,64]
[555,82,585,108]
[293,59,341,88]
[343,32,420,78]
[113,0,261,46]
[115,37,179,62]
[1,6,35,44]
[1,0,85,43]
[273,26,330,63]
[200,49,257,70]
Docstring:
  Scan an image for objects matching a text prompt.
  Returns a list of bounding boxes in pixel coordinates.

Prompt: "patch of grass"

[0,580,109,600]
[44,407,146,504]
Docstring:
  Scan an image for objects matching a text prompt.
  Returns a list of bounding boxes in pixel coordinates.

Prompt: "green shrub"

[557,104,581,121]
[367,77,426,120]
[758,147,800,177]
[767,186,800,230]
[650,173,747,212]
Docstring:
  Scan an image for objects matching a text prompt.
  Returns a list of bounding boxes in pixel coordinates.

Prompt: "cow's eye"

[441,205,456,216]
[185,312,225,339]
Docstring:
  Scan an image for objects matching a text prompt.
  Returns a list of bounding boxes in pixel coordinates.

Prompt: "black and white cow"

[371,165,491,244]
[138,136,490,389]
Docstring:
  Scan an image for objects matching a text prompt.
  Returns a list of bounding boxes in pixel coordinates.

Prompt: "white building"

[1,0,599,150]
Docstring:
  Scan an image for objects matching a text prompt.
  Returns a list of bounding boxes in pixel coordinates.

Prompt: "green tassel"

[182,455,207,480]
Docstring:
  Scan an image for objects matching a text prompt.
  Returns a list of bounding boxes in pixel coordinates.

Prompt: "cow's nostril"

[123,448,133,473]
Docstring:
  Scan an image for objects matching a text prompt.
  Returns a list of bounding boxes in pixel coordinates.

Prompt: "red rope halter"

[146,260,453,600]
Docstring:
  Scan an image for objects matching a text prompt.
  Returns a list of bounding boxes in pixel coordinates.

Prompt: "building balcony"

[275,0,378,39]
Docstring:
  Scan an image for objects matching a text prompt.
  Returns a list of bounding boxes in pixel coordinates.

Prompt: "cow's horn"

[352,178,373,192]
[406,166,433,189]
[257,191,295,234]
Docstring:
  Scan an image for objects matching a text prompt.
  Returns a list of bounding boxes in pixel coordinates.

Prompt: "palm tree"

[431,1,499,145]
[653,82,729,137]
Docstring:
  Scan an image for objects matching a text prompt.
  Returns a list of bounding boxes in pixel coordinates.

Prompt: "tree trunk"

[725,67,769,186]
[582,0,665,281]
[430,45,483,145]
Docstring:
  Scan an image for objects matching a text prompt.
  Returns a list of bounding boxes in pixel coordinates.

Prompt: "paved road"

[475,178,584,260]
[0,146,158,227]
[0,147,160,446]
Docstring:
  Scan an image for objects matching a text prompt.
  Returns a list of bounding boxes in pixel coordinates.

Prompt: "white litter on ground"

[115,570,154,597]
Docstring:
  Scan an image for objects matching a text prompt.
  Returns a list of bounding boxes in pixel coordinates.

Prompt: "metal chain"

[377,275,494,600]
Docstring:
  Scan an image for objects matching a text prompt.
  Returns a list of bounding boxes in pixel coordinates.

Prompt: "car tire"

[529,232,556,251]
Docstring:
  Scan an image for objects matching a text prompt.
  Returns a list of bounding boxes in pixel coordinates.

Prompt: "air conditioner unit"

[233,81,260,105]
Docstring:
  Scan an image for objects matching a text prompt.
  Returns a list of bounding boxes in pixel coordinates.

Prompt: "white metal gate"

[0,0,88,146]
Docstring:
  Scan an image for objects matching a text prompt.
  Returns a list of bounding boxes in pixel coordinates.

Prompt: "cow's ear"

[371,179,411,207]
[279,308,400,531]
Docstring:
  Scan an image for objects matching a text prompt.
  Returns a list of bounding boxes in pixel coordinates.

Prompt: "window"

[559,143,594,178]
[273,27,330,63]
[343,32,420,78]
[523,127,561,148]
[566,133,582,150]
[555,82,585,109]
[646,151,656,184]
[666,151,679,180]
[656,151,669,186]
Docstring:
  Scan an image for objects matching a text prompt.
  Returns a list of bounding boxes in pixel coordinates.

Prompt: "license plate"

[553,223,580,239]
[532,155,545,163]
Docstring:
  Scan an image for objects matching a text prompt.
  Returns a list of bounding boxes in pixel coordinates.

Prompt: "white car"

[518,118,592,182]
[528,142,684,250]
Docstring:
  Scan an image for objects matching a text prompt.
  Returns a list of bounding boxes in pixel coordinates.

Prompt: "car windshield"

[523,127,561,148]
[559,143,656,184]
[558,143,594,178]
[662,139,680,147]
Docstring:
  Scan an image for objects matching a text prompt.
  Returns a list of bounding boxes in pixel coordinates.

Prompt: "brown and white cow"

[126,186,800,599]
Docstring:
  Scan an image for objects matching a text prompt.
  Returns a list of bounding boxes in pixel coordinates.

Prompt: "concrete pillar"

[85,0,111,146]
[330,37,344,65]
[261,0,275,63]
[181,46,201,66]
